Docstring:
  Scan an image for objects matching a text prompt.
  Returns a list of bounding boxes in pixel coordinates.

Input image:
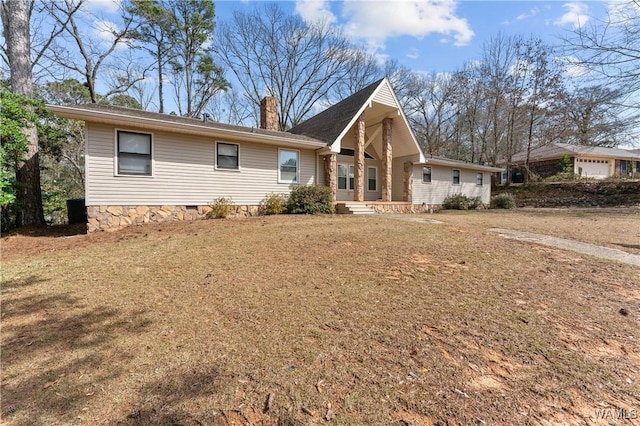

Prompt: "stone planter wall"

[87,204,260,232]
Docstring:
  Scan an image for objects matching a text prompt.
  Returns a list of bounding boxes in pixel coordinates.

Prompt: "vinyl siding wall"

[412,165,491,205]
[86,123,317,206]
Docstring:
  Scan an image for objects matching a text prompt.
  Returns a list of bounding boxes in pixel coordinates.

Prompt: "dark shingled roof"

[288,78,385,144]
[54,103,324,145]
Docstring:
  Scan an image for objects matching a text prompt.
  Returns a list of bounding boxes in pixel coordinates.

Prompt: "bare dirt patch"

[2,214,639,425]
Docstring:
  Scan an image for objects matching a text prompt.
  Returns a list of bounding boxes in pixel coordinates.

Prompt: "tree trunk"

[157,44,164,113]
[2,0,46,226]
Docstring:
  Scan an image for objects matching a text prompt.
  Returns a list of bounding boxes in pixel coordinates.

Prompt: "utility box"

[67,198,87,224]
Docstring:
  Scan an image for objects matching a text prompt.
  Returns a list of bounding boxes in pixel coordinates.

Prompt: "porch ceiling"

[339,101,419,159]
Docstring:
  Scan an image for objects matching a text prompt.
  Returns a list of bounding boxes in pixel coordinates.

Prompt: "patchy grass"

[435,208,640,255]
[1,213,639,425]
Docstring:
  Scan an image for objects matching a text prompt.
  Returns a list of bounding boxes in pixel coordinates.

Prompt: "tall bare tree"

[45,0,147,104]
[1,0,45,226]
[216,3,363,129]
[564,0,640,106]
[561,85,639,146]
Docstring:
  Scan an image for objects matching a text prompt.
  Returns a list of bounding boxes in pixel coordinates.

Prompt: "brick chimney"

[260,96,278,131]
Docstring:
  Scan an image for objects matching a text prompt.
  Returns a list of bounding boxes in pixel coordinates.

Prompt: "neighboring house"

[505,142,640,182]
[49,78,501,231]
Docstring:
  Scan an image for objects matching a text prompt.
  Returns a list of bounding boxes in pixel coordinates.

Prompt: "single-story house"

[505,142,640,182]
[49,78,502,231]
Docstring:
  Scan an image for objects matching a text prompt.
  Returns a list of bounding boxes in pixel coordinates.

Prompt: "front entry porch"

[334,201,432,215]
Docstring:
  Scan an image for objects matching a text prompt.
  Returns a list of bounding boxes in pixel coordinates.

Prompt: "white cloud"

[295,0,473,50]
[406,48,419,60]
[340,0,474,49]
[295,0,337,26]
[555,2,589,29]
[517,8,538,21]
[93,19,119,43]
[85,0,121,15]
[559,55,591,78]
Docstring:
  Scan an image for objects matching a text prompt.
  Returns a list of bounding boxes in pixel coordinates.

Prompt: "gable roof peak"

[287,78,388,144]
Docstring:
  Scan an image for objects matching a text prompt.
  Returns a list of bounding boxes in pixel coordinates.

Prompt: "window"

[476,172,483,186]
[367,167,377,191]
[216,142,239,169]
[279,149,299,183]
[422,166,432,183]
[338,164,356,190]
[117,130,151,175]
[349,165,354,190]
[338,164,348,190]
[452,169,460,185]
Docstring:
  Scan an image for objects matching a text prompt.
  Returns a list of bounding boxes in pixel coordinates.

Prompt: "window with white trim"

[422,166,432,183]
[476,172,483,186]
[452,169,460,185]
[338,163,356,190]
[117,130,151,175]
[338,164,348,190]
[216,142,239,170]
[279,149,299,183]
[348,165,354,190]
[367,167,377,191]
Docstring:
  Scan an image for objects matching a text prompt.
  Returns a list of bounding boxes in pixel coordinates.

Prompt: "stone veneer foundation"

[365,203,438,214]
[86,203,440,232]
[86,204,260,232]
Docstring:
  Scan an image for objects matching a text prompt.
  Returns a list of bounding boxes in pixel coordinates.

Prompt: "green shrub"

[209,197,234,218]
[442,194,481,210]
[490,192,516,209]
[260,192,288,215]
[287,185,334,214]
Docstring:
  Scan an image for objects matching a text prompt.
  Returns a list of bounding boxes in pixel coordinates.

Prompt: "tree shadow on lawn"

[1,276,151,425]
[2,223,88,238]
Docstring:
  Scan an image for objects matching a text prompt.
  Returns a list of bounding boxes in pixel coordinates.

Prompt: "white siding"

[412,165,491,205]
[86,123,317,206]
[372,82,398,107]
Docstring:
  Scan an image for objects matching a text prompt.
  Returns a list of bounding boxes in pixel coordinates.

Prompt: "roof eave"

[47,104,327,149]
[421,158,504,172]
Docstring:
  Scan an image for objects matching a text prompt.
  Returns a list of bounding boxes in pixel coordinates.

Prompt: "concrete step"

[336,203,376,215]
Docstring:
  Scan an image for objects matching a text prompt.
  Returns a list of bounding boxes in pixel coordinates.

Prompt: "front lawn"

[2,213,638,425]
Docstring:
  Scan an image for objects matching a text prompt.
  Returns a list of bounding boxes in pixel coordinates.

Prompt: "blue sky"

[217,0,609,73]
[84,0,612,75]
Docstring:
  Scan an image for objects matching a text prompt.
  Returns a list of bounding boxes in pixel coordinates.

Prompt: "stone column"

[403,162,413,203]
[382,117,393,201]
[324,153,337,201]
[354,113,365,202]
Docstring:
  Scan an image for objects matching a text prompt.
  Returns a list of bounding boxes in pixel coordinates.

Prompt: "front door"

[337,163,355,201]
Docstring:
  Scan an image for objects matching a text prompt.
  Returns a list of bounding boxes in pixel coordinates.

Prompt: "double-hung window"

[279,149,299,183]
[337,164,355,190]
[117,131,151,175]
[452,169,460,185]
[367,167,377,191]
[476,172,483,186]
[338,164,348,190]
[422,166,432,183]
[216,142,239,170]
